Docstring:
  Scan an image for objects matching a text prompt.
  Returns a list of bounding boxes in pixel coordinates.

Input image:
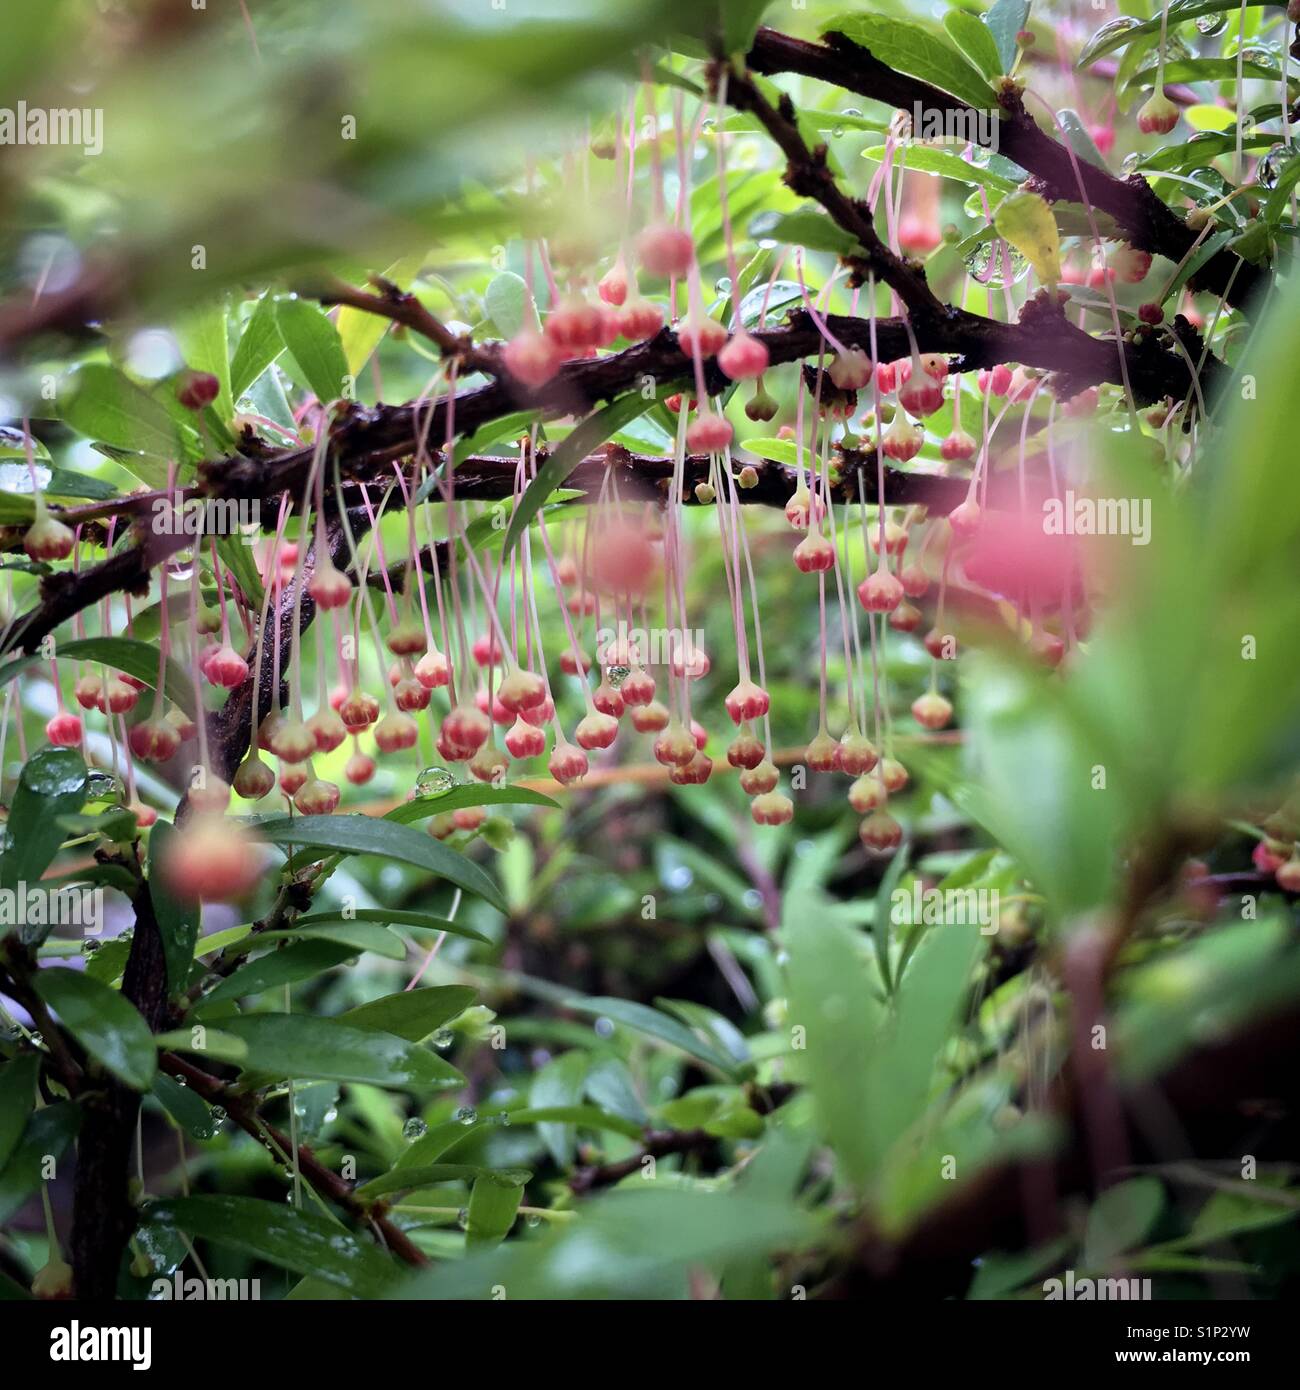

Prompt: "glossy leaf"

[35,968,157,1090]
[339,985,477,1042]
[255,814,507,914]
[143,1195,399,1296]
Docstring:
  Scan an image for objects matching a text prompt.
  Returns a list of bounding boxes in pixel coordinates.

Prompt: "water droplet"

[492,1112,511,1127]
[0,827,13,855]
[454,1105,477,1125]
[81,939,101,956]
[526,1213,542,1228]
[606,664,631,689]
[323,1107,338,1124]
[843,107,863,118]
[594,1016,615,1039]
[457,1207,470,1229]
[831,124,845,139]
[174,1075,186,1087]
[431,1028,455,1050]
[1195,13,1226,34]
[403,1117,428,1140]
[209,1106,227,1126]
[714,276,732,295]
[415,766,456,797]
[85,770,123,801]
[20,749,87,798]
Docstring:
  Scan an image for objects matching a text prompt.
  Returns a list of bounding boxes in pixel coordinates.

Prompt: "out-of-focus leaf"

[0,1056,39,1173]
[466,1173,524,1249]
[564,996,743,1077]
[529,1050,590,1167]
[148,821,201,995]
[1084,1177,1165,1266]
[0,1103,79,1225]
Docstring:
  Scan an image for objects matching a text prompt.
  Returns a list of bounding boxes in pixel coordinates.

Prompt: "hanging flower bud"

[45,711,83,747]
[740,759,779,796]
[751,791,794,826]
[505,717,546,759]
[548,740,589,785]
[1137,89,1179,136]
[636,222,694,278]
[233,756,275,800]
[717,331,770,381]
[912,692,954,730]
[857,568,903,613]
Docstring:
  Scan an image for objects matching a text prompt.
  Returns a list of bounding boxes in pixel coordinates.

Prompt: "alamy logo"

[910,100,999,150]
[890,883,1001,935]
[49,1322,151,1370]
[595,623,705,669]
[152,496,261,539]
[1042,490,1151,546]
[0,104,103,156]
[151,1272,261,1300]
[1043,1269,1152,1300]
[0,883,103,935]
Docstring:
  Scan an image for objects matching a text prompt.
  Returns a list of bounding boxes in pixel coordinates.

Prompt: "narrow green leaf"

[0,748,89,911]
[143,1195,399,1296]
[0,637,197,723]
[467,1175,523,1249]
[212,1013,465,1090]
[503,393,661,558]
[59,364,190,488]
[0,1056,39,1173]
[203,940,358,1006]
[529,1050,590,1167]
[275,297,350,405]
[257,920,406,960]
[255,814,507,914]
[984,0,1030,73]
[35,968,157,1090]
[0,1103,79,1225]
[827,13,993,107]
[151,1073,217,1140]
[291,907,490,945]
[944,10,1002,81]
[176,299,234,425]
[339,985,476,1042]
[383,785,560,824]
[563,996,741,1077]
[148,821,200,995]
[358,1163,529,1199]
[230,292,285,401]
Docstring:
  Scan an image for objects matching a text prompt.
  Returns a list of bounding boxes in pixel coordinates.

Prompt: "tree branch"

[745,26,1262,310]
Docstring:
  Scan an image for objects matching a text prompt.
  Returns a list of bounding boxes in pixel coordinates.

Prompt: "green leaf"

[783,909,883,1189]
[383,785,560,824]
[827,13,993,108]
[983,0,1029,73]
[176,299,234,425]
[0,636,198,723]
[563,996,742,1077]
[208,1013,464,1090]
[357,1163,529,1199]
[290,907,490,946]
[215,534,265,609]
[466,1174,523,1249]
[202,940,359,1006]
[0,1056,38,1174]
[484,271,538,339]
[0,748,89,911]
[275,297,350,405]
[1077,0,1274,67]
[506,1104,644,1141]
[254,814,507,914]
[1084,1177,1165,1266]
[148,821,200,995]
[151,1072,217,1140]
[751,206,857,256]
[1054,109,1107,171]
[503,393,661,558]
[530,1050,590,1167]
[143,1195,399,1296]
[1265,151,1300,224]
[339,985,477,1042]
[0,1103,79,1225]
[230,292,285,401]
[257,920,407,960]
[944,9,1002,81]
[994,191,1061,287]
[721,0,773,53]
[59,364,190,489]
[35,968,157,1090]
[337,254,426,378]
[0,423,51,462]
[863,144,1019,194]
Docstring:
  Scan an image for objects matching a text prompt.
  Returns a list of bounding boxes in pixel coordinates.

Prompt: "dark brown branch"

[745,26,1262,310]
[161,1052,427,1270]
[298,274,499,376]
